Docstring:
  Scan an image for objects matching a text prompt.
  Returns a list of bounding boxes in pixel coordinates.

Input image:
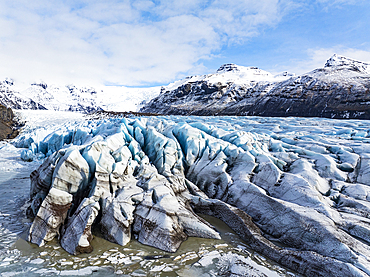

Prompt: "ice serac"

[100,181,143,246]
[24,116,370,276]
[353,154,370,185]
[60,197,100,255]
[140,55,370,119]
[51,147,90,196]
[132,156,221,253]
[28,152,61,217]
[28,188,72,246]
[27,120,222,256]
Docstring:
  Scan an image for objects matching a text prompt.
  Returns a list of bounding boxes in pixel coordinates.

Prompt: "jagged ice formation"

[14,115,370,277]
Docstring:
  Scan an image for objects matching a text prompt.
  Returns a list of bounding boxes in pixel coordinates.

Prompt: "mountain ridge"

[1,54,370,119]
[140,54,370,119]
[0,79,161,114]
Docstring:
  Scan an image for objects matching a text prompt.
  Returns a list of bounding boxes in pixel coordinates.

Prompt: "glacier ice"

[60,197,100,255]
[17,113,370,277]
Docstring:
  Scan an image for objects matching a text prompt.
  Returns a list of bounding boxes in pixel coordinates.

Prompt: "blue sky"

[0,0,369,87]
[206,0,370,75]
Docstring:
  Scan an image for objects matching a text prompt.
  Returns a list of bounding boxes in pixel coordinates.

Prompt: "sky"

[0,0,369,87]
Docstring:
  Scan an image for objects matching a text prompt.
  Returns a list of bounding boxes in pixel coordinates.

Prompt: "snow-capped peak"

[325,54,370,74]
[210,63,296,85]
[4,78,14,86]
[31,80,47,90]
[215,64,272,78]
[216,63,241,73]
[164,63,294,92]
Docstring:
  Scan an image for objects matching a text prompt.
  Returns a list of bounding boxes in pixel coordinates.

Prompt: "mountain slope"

[20,83,103,113]
[0,78,161,114]
[0,79,105,113]
[140,63,294,115]
[0,79,47,110]
[140,55,370,119]
[241,54,370,118]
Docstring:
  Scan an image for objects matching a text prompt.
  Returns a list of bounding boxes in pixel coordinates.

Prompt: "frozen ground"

[2,110,370,276]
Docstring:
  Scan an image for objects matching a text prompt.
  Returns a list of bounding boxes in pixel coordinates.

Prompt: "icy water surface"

[0,142,296,276]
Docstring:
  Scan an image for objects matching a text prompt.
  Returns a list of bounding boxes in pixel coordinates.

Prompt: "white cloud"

[314,0,366,12]
[315,0,364,5]
[0,0,293,86]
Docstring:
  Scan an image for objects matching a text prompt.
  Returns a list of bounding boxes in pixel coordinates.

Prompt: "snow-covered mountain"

[140,63,295,116]
[0,78,47,110]
[20,82,102,113]
[164,63,294,91]
[2,54,369,118]
[325,53,370,73]
[0,78,161,114]
[141,55,370,119]
[243,54,370,118]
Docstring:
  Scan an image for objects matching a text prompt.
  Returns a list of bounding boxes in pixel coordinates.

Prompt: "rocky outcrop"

[0,104,18,140]
[140,55,370,119]
[24,116,370,276]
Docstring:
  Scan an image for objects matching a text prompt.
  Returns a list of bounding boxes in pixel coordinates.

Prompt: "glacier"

[12,112,370,277]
